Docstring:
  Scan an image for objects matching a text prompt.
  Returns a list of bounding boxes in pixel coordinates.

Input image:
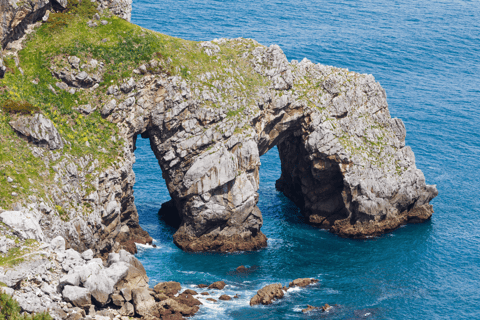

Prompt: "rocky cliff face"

[0,0,437,257]
[98,41,437,252]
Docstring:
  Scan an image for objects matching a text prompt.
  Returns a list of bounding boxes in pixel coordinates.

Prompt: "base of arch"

[329,204,434,239]
[173,232,268,253]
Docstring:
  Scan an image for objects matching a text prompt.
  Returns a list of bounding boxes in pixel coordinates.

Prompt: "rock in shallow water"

[250,283,285,306]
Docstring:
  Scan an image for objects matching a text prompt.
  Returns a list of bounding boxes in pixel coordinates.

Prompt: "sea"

[130,0,480,319]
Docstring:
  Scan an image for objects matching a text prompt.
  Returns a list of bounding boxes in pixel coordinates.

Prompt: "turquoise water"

[131,1,480,318]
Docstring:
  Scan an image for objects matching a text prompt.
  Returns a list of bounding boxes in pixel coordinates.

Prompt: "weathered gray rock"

[101,99,117,117]
[119,301,134,316]
[81,249,94,260]
[51,236,66,252]
[0,258,50,287]
[98,40,436,253]
[0,210,44,241]
[9,113,63,150]
[62,285,92,308]
[131,287,156,317]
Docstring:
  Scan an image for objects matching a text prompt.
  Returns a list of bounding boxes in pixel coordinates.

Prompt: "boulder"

[119,302,135,316]
[249,283,285,306]
[81,249,94,260]
[158,298,199,317]
[111,293,125,307]
[101,99,117,117]
[182,289,198,295]
[120,287,132,301]
[132,287,156,317]
[197,284,208,288]
[219,294,231,301]
[288,278,319,288]
[51,236,66,252]
[83,269,115,306]
[0,210,44,241]
[208,281,226,290]
[62,285,92,308]
[9,113,63,150]
[174,293,202,307]
[154,281,182,297]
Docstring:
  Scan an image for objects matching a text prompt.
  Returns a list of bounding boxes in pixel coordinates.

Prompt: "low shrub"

[1,100,40,114]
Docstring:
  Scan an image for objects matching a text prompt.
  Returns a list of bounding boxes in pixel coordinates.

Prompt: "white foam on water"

[285,286,302,293]
[292,306,303,312]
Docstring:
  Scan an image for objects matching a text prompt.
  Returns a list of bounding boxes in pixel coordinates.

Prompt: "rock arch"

[111,40,437,252]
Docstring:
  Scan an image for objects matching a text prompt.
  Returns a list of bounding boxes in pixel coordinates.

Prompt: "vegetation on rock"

[0,290,51,320]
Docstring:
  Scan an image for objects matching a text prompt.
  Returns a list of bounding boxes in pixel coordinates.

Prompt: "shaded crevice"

[276,134,350,230]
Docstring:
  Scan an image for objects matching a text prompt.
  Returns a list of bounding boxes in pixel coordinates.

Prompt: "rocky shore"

[0,0,438,317]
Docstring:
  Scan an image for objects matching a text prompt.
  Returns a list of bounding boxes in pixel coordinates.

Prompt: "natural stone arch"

[111,40,437,252]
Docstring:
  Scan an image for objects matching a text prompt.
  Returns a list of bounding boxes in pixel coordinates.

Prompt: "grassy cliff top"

[0,0,269,210]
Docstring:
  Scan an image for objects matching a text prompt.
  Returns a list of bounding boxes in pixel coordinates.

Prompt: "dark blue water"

[131,1,480,318]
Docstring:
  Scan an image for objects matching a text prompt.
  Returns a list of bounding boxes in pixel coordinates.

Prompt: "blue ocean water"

[131,1,480,319]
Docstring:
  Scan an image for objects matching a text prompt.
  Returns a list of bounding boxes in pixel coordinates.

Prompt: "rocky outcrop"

[95,38,437,252]
[249,283,285,306]
[288,278,319,288]
[9,113,64,150]
[0,210,44,241]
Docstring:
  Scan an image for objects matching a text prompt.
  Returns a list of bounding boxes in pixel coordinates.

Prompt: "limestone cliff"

[0,0,437,257]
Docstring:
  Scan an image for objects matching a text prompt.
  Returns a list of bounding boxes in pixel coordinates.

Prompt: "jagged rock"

[131,287,156,317]
[77,104,96,115]
[62,285,92,308]
[120,77,135,93]
[81,249,94,260]
[101,99,117,117]
[154,281,181,297]
[182,289,198,295]
[57,0,68,8]
[0,210,44,241]
[208,281,226,290]
[174,293,202,307]
[0,258,52,287]
[9,114,63,150]
[288,278,319,288]
[111,293,125,307]
[51,236,66,252]
[249,283,285,306]
[197,284,208,288]
[121,287,132,301]
[158,298,200,317]
[119,301,135,316]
